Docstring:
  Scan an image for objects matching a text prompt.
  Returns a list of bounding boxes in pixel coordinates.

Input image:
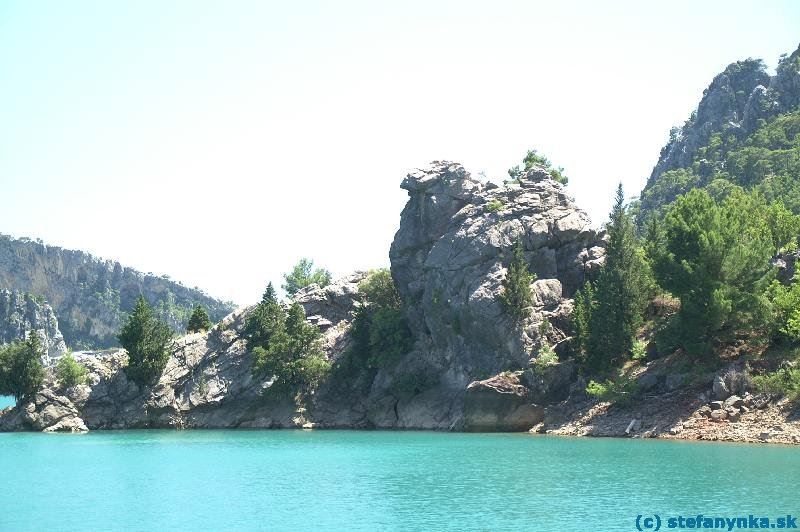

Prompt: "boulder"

[464,372,544,431]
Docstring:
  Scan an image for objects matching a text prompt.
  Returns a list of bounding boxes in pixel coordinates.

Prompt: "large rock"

[464,372,544,431]
[380,161,604,428]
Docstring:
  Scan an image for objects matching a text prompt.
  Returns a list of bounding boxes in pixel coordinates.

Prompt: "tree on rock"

[186,305,212,333]
[0,335,45,402]
[508,148,568,185]
[118,296,174,386]
[282,258,332,296]
[499,242,535,323]
[587,184,651,371]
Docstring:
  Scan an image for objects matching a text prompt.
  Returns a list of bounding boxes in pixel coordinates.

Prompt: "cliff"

[0,234,235,348]
[0,289,67,363]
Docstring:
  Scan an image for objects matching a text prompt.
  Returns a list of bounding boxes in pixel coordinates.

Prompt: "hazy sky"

[1,1,798,305]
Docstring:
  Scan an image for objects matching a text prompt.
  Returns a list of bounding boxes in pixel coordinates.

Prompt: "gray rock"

[464,373,544,431]
[709,401,724,410]
[723,395,743,409]
[712,375,730,400]
[665,373,685,391]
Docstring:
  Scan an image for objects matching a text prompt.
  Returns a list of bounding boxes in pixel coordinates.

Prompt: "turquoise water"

[0,431,798,531]
[0,396,14,409]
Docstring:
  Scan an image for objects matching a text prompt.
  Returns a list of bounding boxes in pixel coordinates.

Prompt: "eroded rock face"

[0,289,67,363]
[375,161,604,429]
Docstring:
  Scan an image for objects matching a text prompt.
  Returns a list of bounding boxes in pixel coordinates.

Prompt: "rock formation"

[0,162,605,432]
[0,234,235,348]
[0,289,67,363]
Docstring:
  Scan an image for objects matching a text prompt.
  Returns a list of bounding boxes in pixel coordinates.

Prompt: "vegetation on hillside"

[244,282,330,398]
[282,258,332,296]
[345,269,412,371]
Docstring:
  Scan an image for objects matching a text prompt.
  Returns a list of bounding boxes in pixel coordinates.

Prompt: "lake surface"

[0,430,798,531]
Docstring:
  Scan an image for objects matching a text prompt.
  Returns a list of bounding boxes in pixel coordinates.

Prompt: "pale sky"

[1,1,798,305]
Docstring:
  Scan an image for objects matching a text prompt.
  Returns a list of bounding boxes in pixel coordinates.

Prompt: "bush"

[498,242,535,323]
[752,367,800,401]
[631,340,647,360]
[55,353,88,388]
[586,376,640,405]
[531,343,558,375]
[118,296,174,386]
[485,199,504,213]
[0,335,45,402]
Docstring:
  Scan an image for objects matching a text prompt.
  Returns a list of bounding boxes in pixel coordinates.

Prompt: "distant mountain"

[638,43,800,221]
[0,234,236,349]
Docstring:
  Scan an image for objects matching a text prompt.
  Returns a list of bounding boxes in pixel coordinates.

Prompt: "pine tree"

[0,335,45,402]
[262,282,278,304]
[282,259,332,296]
[118,296,174,385]
[186,305,212,333]
[653,189,774,354]
[572,281,595,359]
[499,241,535,323]
[587,184,650,371]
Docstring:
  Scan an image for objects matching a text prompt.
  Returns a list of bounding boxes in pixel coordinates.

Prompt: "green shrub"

[531,344,558,375]
[485,199,504,213]
[586,375,640,405]
[631,340,647,360]
[55,353,88,388]
[118,296,174,386]
[752,367,800,401]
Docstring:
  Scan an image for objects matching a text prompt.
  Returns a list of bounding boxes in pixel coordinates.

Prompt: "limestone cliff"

[0,234,235,348]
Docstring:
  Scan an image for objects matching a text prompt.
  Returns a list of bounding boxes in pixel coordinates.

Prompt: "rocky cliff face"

[0,162,605,432]
[0,289,67,363]
[0,235,235,348]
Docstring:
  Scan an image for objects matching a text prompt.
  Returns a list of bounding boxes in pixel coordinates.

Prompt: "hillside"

[0,234,235,349]
[638,44,800,221]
